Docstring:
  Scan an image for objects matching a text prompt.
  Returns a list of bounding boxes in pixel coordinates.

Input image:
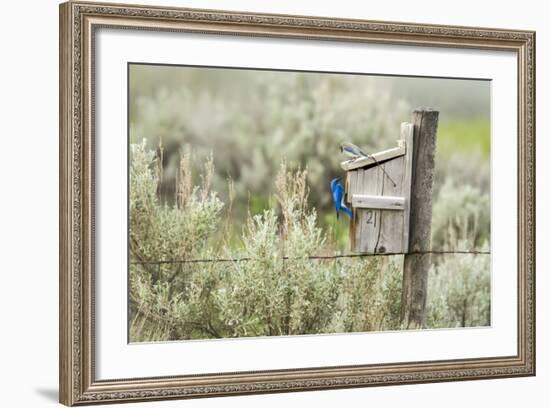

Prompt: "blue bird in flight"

[330,178,353,220]
[340,142,397,187]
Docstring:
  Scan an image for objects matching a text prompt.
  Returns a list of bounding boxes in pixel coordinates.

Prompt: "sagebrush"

[129,143,490,341]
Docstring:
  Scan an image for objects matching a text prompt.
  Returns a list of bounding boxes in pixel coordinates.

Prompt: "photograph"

[128,64,491,342]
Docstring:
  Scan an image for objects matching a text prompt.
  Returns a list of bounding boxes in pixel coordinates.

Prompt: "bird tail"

[342,205,352,219]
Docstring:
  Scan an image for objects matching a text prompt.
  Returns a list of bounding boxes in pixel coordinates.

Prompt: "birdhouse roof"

[340,140,406,171]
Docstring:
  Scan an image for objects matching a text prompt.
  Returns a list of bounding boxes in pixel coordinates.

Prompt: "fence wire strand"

[130,250,491,265]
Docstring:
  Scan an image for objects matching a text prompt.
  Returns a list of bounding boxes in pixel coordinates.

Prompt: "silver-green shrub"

[130,70,410,216]
[432,178,490,250]
[427,177,491,328]
[129,143,491,341]
[426,240,491,328]
[129,145,427,341]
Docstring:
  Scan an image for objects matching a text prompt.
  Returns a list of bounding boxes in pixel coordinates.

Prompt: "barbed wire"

[130,250,491,265]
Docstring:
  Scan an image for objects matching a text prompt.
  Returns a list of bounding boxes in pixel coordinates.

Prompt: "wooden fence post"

[400,108,439,329]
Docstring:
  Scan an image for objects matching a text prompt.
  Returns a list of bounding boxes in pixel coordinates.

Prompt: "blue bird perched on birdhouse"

[330,178,352,220]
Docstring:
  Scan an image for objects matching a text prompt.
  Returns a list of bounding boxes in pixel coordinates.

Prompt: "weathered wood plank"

[347,170,358,252]
[375,156,405,253]
[352,194,405,210]
[354,156,408,254]
[340,144,406,171]
[400,123,414,253]
[345,171,357,206]
[355,165,375,253]
[401,109,439,329]
[359,168,376,253]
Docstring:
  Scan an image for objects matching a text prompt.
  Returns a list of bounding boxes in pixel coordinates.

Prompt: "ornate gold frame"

[59,1,535,405]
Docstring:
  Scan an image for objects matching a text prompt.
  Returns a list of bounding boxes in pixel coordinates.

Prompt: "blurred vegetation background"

[128,64,491,341]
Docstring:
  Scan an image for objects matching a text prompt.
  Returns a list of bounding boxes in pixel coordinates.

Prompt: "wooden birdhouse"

[341,122,414,254]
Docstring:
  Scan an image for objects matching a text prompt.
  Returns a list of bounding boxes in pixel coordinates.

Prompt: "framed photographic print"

[59,1,535,405]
